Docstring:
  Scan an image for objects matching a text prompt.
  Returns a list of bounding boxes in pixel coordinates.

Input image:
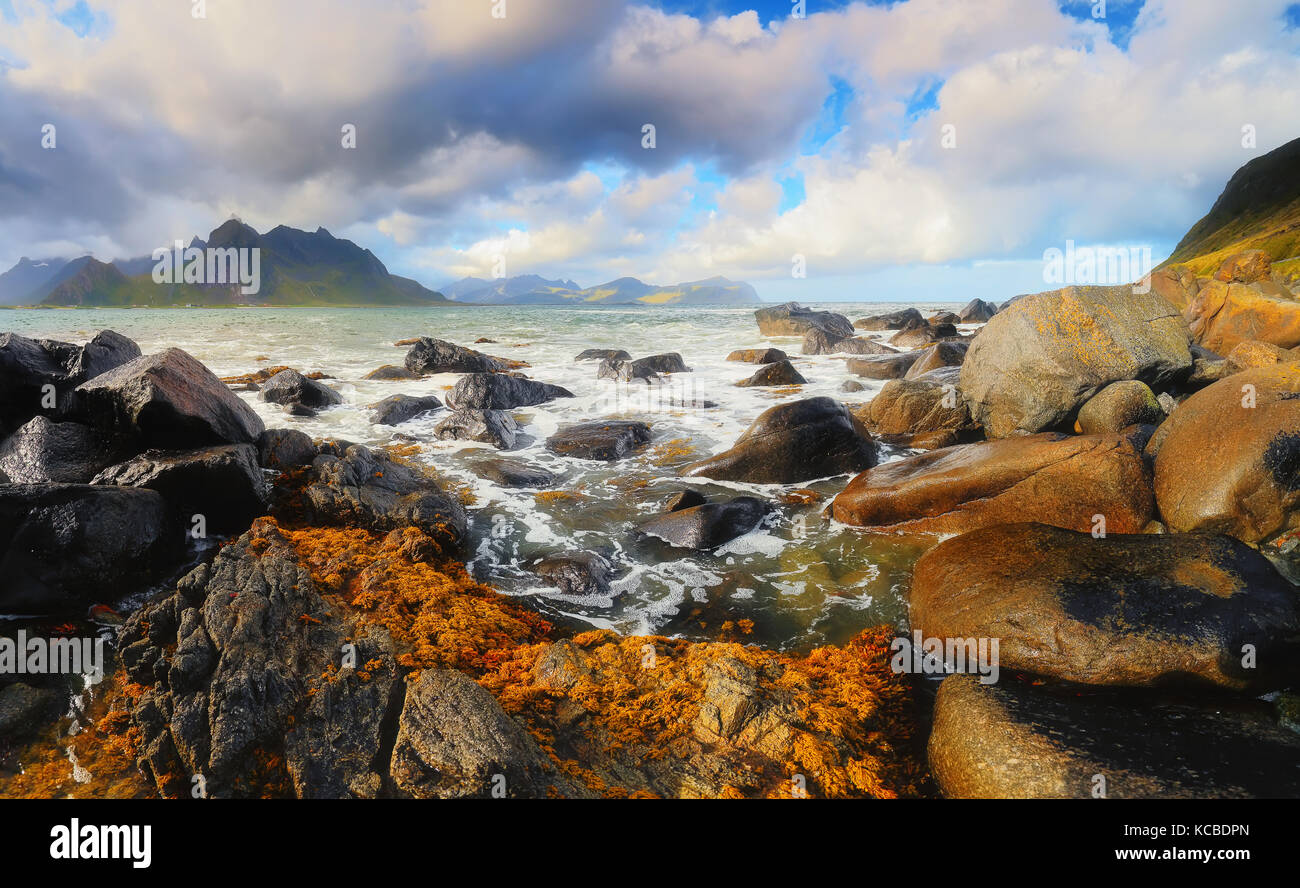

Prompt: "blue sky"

[1,0,1299,302]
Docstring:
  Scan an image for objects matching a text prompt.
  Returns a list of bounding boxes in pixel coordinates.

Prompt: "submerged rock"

[446,373,573,410]
[684,397,876,484]
[260,368,343,410]
[368,393,442,426]
[637,496,770,550]
[529,551,614,597]
[434,408,519,450]
[929,674,1300,798]
[404,338,504,374]
[911,522,1300,690]
[546,421,652,461]
[736,359,807,387]
[473,458,557,488]
[363,364,421,381]
[575,348,632,363]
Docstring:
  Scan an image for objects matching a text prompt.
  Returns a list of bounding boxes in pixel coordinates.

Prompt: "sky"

[1,0,1299,303]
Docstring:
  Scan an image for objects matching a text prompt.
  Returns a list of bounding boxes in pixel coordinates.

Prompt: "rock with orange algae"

[119,519,406,799]
[392,669,594,799]
[477,627,928,799]
[294,442,467,555]
[959,285,1193,438]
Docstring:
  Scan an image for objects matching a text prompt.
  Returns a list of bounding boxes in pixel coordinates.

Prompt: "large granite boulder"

[260,369,342,410]
[1153,363,1300,542]
[0,332,73,434]
[755,302,854,338]
[434,408,519,450]
[684,397,876,484]
[958,299,998,323]
[853,376,974,441]
[1183,279,1300,353]
[911,522,1300,690]
[959,286,1193,438]
[903,341,967,378]
[76,348,265,447]
[846,352,922,380]
[0,483,180,613]
[929,674,1300,798]
[1073,380,1163,434]
[831,430,1153,535]
[736,360,806,387]
[854,309,924,331]
[368,394,442,426]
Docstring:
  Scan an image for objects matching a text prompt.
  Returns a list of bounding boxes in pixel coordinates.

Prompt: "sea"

[4,301,971,652]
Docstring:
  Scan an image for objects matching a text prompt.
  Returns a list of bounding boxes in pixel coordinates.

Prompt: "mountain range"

[441,274,760,305]
[0,221,447,307]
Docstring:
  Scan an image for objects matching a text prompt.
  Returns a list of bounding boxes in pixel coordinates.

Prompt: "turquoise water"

[4,302,966,651]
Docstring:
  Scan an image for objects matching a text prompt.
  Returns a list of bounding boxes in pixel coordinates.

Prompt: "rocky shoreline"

[2,254,1300,797]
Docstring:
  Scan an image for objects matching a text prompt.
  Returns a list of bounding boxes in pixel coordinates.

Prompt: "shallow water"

[4,301,969,652]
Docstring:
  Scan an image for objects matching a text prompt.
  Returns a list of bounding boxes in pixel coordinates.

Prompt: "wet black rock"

[0,483,181,614]
[446,373,574,410]
[434,408,519,450]
[632,353,690,374]
[404,338,504,374]
[638,496,770,550]
[575,348,632,362]
[855,308,925,331]
[260,368,343,410]
[473,458,557,488]
[683,397,877,484]
[530,551,615,597]
[736,359,807,387]
[665,489,707,512]
[369,394,442,426]
[597,357,658,382]
[0,416,124,483]
[546,421,652,461]
[76,348,265,447]
[256,428,317,470]
[93,444,268,535]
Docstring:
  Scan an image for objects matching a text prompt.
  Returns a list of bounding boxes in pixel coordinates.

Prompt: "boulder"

[959,286,1193,438]
[684,397,877,484]
[664,489,708,512]
[831,430,1153,535]
[446,373,573,410]
[66,330,141,382]
[0,484,180,613]
[1214,249,1272,284]
[929,674,1300,798]
[434,408,519,450]
[1074,380,1163,434]
[637,496,770,550]
[404,338,504,374]
[392,669,588,799]
[0,682,60,741]
[256,428,317,470]
[1184,279,1300,353]
[840,380,866,393]
[363,364,421,381]
[903,341,967,378]
[529,552,614,597]
[1153,363,1300,541]
[299,445,467,553]
[0,416,123,483]
[958,299,998,323]
[889,324,956,349]
[92,444,267,534]
[912,522,1300,690]
[754,302,854,338]
[575,348,632,363]
[854,309,924,331]
[736,360,807,387]
[368,394,442,426]
[76,348,266,447]
[597,357,658,383]
[545,421,652,461]
[726,348,787,364]
[1224,339,1300,373]
[854,376,972,440]
[846,352,922,380]
[473,458,557,488]
[928,311,961,326]
[1188,343,1231,386]
[0,332,73,434]
[260,368,342,409]
[803,328,896,356]
[632,353,690,374]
